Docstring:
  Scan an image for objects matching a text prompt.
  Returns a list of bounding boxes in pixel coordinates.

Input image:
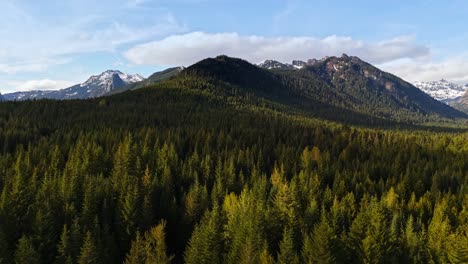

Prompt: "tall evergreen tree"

[302,212,336,264]
[184,203,224,264]
[277,227,299,264]
[14,236,40,264]
[78,231,99,264]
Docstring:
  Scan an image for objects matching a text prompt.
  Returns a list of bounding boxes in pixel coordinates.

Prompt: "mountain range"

[3,70,144,100]
[253,54,466,121]
[413,79,468,102]
[1,55,467,123]
[413,79,468,113]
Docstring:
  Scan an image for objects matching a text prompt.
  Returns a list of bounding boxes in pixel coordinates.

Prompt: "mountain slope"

[3,70,144,100]
[298,55,466,120]
[413,79,468,102]
[452,90,468,113]
[106,67,184,96]
[155,55,466,124]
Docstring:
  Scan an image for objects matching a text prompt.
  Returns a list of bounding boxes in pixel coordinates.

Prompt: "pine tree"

[56,225,73,264]
[14,235,40,264]
[277,227,299,264]
[78,231,99,264]
[302,212,335,264]
[427,201,451,263]
[124,232,145,264]
[184,203,224,264]
[259,244,275,264]
[447,224,468,263]
[144,221,173,264]
[69,218,82,261]
[126,221,172,264]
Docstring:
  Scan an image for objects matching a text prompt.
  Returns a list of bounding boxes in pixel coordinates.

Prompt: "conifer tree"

[144,221,172,264]
[302,212,335,264]
[125,221,172,264]
[56,225,73,264]
[78,231,99,264]
[277,227,299,264]
[184,203,224,264]
[124,232,145,264]
[14,235,40,264]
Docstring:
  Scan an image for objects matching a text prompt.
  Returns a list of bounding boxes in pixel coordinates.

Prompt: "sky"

[1,0,468,93]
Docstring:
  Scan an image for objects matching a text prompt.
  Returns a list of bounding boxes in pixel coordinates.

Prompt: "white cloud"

[124,32,430,66]
[0,63,49,75]
[380,56,468,84]
[0,58,70,74]
[5,79,76,92]
[0,1,186,74]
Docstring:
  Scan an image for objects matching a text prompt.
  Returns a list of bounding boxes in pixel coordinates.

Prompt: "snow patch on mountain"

[258,60,295,70]
[81,70,144,89]
[258,56,336,70]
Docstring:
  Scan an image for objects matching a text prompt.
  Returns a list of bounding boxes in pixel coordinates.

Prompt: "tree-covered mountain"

[302,55,466,120]
[174,55,466,123]
[3,55,465,123]
[3,70,144,100]
[106,67,184,96]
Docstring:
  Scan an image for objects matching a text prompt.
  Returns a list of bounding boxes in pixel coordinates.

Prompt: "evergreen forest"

[0,56,467,263]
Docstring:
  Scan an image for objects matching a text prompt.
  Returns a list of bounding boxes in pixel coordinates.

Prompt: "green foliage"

[125,220,173,264]
[277,227,300,264]
[14,236,40,264]
[303,212,336,263]
[184,203,224,264]
[78,231,99,264]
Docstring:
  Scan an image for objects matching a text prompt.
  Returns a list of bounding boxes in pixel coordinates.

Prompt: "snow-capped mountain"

[413,79,468,102]
[3,70,145,101]
[258,57,327,70]
[0,93,4,101]
[258,60,296,70]
[81,70,144,92]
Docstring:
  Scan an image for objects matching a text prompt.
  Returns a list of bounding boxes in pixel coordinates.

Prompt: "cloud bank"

[124,32,430,66]
[7,79,76,92]
[380,56,468,84]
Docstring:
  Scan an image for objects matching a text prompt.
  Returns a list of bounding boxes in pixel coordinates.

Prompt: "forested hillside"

[0,57,467,263]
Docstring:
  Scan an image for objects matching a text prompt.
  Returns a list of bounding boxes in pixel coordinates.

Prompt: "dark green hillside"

[280,55,466,121]
[0,56,467,264]
[107,67,184,96]
[179,55,467,123]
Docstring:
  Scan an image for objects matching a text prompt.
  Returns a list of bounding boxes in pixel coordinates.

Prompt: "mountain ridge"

[3,70,144,100]
[162,55,467,122]
[413,79,468,102]
[105,67,184,96]
[452,90,468,113]
[2,55,466,122]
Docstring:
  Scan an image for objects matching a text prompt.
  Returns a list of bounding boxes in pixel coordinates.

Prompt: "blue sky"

[1,0,468,93]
